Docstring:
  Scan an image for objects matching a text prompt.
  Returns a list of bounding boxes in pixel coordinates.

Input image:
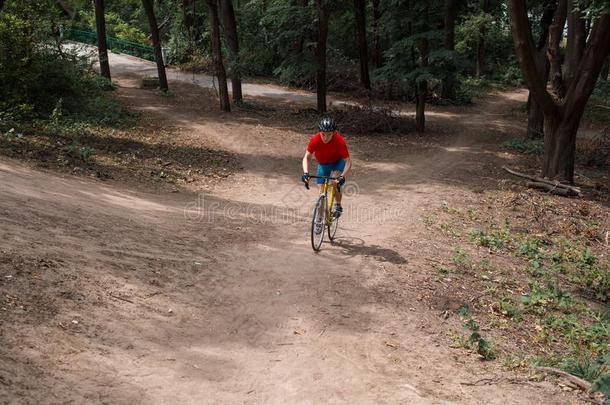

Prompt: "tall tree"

[315,0,330,112]
[220,0,243,103]
[441,0,458,99]
[354,0,370,90]
[508,0,610,182]
[475,0,490,78]
[525,0,556,139]
[93,0,111,80]
[372,0,382,67]
[207,0,231,111]
[142,0,168,91]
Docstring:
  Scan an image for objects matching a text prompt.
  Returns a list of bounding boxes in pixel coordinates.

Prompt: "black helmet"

[319,117,337,132]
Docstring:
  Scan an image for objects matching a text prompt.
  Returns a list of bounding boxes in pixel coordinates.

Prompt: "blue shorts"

[316,159,345,184]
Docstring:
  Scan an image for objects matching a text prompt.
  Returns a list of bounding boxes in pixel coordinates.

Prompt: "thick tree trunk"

[354,0,370,90]
[600,57,610,82]
[94,0,111,80]
[547,0,567,97]
[372,0,382,68]
[508,0,610,182]
[542,110,581,182]
[441,0,458,99]
[220,0,242,103]
[207,0,231,111]
[315,0,330,113]
[142,0,168,91]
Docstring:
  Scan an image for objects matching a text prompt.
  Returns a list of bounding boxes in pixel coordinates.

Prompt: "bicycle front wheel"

[328,214,339,241]
[311,195,326,251]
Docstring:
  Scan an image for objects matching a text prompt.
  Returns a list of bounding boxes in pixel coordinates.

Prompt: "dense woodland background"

[0,0,608,183]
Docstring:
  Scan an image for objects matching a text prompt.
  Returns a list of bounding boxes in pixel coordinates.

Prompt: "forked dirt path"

[0,61,581,403]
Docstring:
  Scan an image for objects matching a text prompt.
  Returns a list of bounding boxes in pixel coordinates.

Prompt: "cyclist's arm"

[341,157,352,178]
[302,151,312,174]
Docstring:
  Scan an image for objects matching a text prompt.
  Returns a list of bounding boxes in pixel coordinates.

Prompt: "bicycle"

[303,175,341,251]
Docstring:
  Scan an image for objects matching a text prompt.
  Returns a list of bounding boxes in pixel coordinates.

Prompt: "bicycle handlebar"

[303,175,341,192]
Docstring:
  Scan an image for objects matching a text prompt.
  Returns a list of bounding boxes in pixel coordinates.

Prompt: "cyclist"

[302,117,352,217]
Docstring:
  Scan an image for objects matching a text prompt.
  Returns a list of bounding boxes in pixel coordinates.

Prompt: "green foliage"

[64,141,95,162]
[521,283,573,311]
[503,138,544,155]
[463,316,496,360]
[470,225,511,250]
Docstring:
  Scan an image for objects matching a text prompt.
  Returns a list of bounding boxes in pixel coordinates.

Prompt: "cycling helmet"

[319,117,337,132]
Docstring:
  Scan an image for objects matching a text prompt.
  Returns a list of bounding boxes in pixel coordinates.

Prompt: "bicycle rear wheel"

[311,195,326,251]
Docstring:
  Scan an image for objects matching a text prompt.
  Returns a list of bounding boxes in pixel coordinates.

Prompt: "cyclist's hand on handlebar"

[301,172,310,183]
[337,175,346,186]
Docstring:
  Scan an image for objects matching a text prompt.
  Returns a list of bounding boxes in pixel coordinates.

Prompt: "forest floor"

[0,54,609,404]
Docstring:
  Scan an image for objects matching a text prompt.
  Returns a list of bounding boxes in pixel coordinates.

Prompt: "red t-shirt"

[306,132,349,164]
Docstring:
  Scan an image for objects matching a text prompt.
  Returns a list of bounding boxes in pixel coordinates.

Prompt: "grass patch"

[502,137,544,155]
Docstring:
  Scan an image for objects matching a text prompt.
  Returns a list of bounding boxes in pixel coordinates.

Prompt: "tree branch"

[564,11,610,115]
[507,0,557,115]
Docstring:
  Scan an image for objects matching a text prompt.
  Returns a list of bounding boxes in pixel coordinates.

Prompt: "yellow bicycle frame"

[321,181,336,225]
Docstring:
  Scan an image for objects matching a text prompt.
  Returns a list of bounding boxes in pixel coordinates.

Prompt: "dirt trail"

[0,60,580,404]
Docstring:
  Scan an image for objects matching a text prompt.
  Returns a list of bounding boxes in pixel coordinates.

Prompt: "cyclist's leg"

[316,162,329,194]
[331,159,346,204]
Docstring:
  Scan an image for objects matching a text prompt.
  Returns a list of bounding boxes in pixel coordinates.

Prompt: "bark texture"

[94,0,111,80]
[508,0,610,182]
[220,0,242,102]
[354,0,370,90]
[207,0,231,111]
[142,0,168,91]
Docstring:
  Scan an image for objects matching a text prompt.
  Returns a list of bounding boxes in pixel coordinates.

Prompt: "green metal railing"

[64,28,155,61]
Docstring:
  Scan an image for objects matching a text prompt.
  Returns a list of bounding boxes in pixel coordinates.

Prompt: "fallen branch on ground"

[502,166,581,196]
[535,366,591,392]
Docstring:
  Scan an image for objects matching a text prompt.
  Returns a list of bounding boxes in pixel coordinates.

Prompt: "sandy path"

[0,56,579,404]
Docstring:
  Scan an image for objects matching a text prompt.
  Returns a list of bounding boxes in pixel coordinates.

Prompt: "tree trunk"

[564,0,586,86]
[372,0,382,68]
[182,0,194,37]
[526,0,555,138]
[441,0,458,99]
[416,38,429,132]
[220,0,242,103]
[547,0,567,97]
[206,0,230,111]
[94,0,111,80]
[354,0,370,90]
[508,0,610,182]
[142,0,168,91]
[1,0,6,11]
[600,57,609,82]
[475,0,490,78]
[315,0,330,113]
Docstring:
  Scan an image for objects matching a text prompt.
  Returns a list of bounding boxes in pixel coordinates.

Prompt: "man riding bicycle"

[302,117,352,217]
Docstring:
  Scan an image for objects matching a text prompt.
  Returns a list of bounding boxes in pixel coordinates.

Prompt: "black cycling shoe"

[333,204,343,218]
